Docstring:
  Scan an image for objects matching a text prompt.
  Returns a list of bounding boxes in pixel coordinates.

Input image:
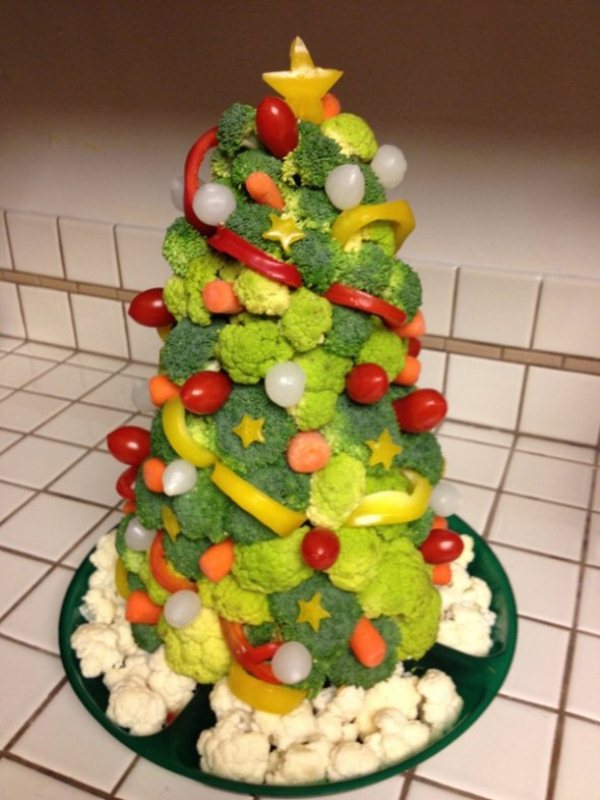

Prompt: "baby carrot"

[125,590,163,625]
[393,355,421,386]
[322,93,341,119]
[393,310,426,338]
[286,431,331,473]
[245,171,285,210]
[350,616,387,668]
[149,374,179,407]
[432,562,452,585]
[142,458,166,493]
[432,515,448,530]
[202,280,244,314]
[199,538,235,582]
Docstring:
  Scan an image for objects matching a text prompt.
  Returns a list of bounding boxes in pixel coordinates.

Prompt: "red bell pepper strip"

[149,532,197,593]
[220,618,281,684]
[324,283,406,328]
[183,127,219,235]
[208,226,303,288]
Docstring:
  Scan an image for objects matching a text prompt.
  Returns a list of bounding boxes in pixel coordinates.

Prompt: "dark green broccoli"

[355,162,387,204]
[115,513,135,559]
[211,149,232,180]
[214,385,296,474]
[160,318,224,384]
[127,572,145,592]
[244,621,278,647]
[225,202,280,253]
[223,502,277,544]
[383,259,423,321]
[134,472,171,530]
[323,393,401,463]
[217,103,256,157]
[288,230,336,293]
[149,411,178,464]
[332,242,394,295]
[162,218,208,278]
[172,468,229,542]
[230,150,282,187]
[281,121,348,187]
[386,507,436,547]
[282,186,338,232]
[326,617,400,689]
[162,532,211,578]
[130,623,163,653]
[251,461,311,512]
[323,306,374,358]
[395,432,444,485]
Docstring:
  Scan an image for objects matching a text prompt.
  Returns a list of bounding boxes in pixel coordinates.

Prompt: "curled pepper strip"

[161,396,216,468]
[208,226,303,288]
[220,618,281,683]
[331,200,416,251]
[149,532,197,593]
[345,469,432,526]
[228,660,307,714]
[183,126,219,235]
[211,461,306,537]
[324,282,406,328]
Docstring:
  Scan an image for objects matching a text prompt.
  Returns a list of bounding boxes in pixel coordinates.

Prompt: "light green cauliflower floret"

[358,327,407,380]
[198,575,273,625]
[320,113,378,161]
[163,255,228,327]
[120,548,146,575]
[290,347,352,430]
[158,606,231,683]
[290,389,339,431]
[326,526,382,592]
[232,527,312,593]
[307,454,366,529]
[215,317,293,384]
[280,288,332,352]
[233,269,290,316]
[396,587,441,661]
[138,560,171,605]
[162,276,187,321]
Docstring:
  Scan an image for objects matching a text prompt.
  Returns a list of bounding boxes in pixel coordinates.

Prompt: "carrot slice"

[322,93,341,119]
[202,280,243,314]
[432,515,448,530]
[199,539,235,582]
[142,458,166,493]
[125,590,163,624]
[393,355,421,386]
[350,616,387,668]
[245,172,285,210]
[432,562,452,585]
[393,310,426,338]
[286,431,331,473]
[149,375,179,407]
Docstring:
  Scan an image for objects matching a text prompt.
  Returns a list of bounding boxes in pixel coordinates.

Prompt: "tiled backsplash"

[1,209,599,447]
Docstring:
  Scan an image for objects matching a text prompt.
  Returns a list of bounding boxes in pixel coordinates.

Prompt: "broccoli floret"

[280,288,332,352]
[383,259,423,321]
[282,121,347,187]
[282,186,338,232]
[290,347,352,430]
[251,461,311,512]
[160,318,224,384]
[199,575,272,625]
[345,220,396,256]
[233,527,312,593]
[321,113,378,161]
[210,149,232,180]
[230,149,282,187]
[130,623,163,653]
[394,432,444,485]
[322,393,401,464]
[233,269,290,316]
[172,468,228,542]
[358,326,407,380]
[288,230,336,293]
[375,507,435,547]
[307,453,366,529]
[225,202,279,253]
[162,218,208,278]
[332,242,394,296]
[185,413,219,457]
[323,306,374,358]
[244,621,278,647]
[215,316,293,384]
[115,513,135,559]
[214,384,296,474]
[127,572,145,591]
[163,252,232,327]
[326,526,382,592]
[149,410,179,464]
[162,532,210,579]
[365,464,411,494]
[134,472,171,530]
[327,617,400,689]
[217,103,256,157]
[223,503,277,544]
[356,162,387,204]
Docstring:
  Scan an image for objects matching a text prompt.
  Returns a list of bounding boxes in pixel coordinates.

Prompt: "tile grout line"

[2,676,68,753]
[0,751,116,800]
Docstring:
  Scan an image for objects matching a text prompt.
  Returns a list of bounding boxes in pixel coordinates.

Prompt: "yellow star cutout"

[263,214,305,254]
[263,37,343,124]
[232,415,265,448]
[366,428,402,470]
[296,592,331,632]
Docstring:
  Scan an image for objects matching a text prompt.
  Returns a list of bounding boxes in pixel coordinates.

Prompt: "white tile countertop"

[0,338,598,800]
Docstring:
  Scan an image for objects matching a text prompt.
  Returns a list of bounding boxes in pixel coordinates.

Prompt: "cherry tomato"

[346,363,389,404]
[301,528,340,570]
[116,465,138,500]
[256,96,298,159]
[408,337,421,357]
[180,371,232,415]
[419,528,464,564]
[128,288,176,328]
[392,389,448,433]
[107,426,151,466]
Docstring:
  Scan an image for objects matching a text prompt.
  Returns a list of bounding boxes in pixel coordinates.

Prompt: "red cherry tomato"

[346,363,389,404]
[392,389,448,433]
[180,371,232,415]
[419,529,464,564]
[107,426,151,466]
[301,528,340,570]
[116,465,138,500]
[408,337,421,357]
[128,288,176,328]
[256,96,299,159]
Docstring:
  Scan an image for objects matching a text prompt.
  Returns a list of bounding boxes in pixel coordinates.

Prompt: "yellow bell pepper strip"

[331,200,416,251]
[324,282,406,329]
[210,461,306,537]
[161,396,216,468]
[345,469,432,526]
[114,557,131,600]
[161,505,181,542]
[208,226,303,288]
[228,660,307,714]
[183,126,219,235]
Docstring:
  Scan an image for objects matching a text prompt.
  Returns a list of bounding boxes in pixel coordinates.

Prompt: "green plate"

[59,515,517,797]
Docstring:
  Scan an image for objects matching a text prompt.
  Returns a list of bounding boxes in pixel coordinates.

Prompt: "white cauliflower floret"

[311,686,336,713]
[326,685,366,721]
[198,710,270,783]
[326,741,381,781]
[266,740,334,785]
[80,587,118,624]
[147,648,196,712]
[314,711,358,744]
[89,530,118,571]
[208,677,253,718]
[253,700,318,750]
[70,622,126,678]
[417,669,463,733]
[106,675,167,735]
[455,534,475,567]
[356,673,421,737]
[437,603,496,657]
[103,653,151,690]
[463,576,493,610]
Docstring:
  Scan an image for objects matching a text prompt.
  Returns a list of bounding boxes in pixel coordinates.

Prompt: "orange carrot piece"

[393,310,426,339]
[432,515,448,530]
[432,562,452,585]
[350,616,387,668]
[125,590,163,624]
[142,458,166,493]
[199,538,235,582]
[245,171,285,210]
[149,374,179,407]
[393,355,421,386]
[202,280,244,314]
[322,93,341,119]
[122,500,136,514]
[286,431,332,473]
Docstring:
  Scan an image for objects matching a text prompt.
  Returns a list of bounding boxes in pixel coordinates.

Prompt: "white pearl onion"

[192,182,237,225]
[265,362,306,408]
[125,517,155,551]
[430,481,462,517]
[325,164,365,210]
[271,641,313,684]
[163,591,202,628]
[170,176,184,211]
[162,460,197,497]
[371,144,407,189]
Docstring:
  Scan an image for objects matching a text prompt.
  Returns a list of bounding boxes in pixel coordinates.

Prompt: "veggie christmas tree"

[109,37,461,715]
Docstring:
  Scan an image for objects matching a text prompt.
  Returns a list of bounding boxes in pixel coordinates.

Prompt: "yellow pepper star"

[263,214,305,254]
[296,592,331,632]
[263,37,343,124]
[232,415,265,448]
[366,428,403,470]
